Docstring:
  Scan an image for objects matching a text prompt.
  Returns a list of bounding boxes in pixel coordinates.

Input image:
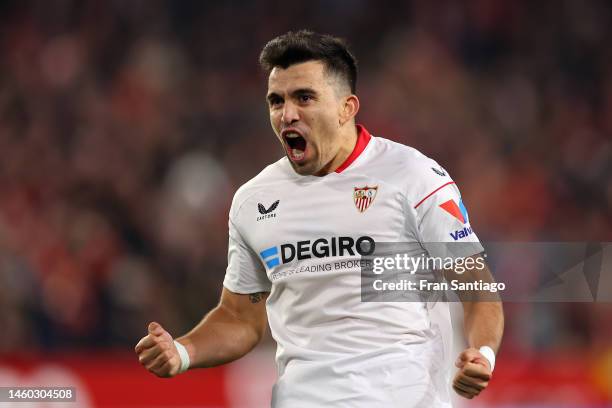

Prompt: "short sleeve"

[223,216,272,294]
[414,181,484,259]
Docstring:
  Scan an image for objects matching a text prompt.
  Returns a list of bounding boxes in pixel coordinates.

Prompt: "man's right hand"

[135,322,182,378]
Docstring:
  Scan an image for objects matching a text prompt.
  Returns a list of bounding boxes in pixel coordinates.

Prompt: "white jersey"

[223,125,483,407]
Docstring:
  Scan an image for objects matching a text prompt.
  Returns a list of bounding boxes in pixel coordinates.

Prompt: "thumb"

[455,350,468,368]
[456,348,480,368]
[148,321,164,336]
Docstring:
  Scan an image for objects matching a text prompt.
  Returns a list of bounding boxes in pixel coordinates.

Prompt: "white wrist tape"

[478,346,496,372]
[174,340,190,373]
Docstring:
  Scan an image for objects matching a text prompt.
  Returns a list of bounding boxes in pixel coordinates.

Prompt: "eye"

[268,97,283,108]
[299,94,312,103]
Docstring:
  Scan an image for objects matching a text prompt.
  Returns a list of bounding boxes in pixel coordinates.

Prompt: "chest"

[240,178,412,264]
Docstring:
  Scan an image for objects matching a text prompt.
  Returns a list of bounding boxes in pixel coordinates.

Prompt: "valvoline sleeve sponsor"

[413,181,483,259]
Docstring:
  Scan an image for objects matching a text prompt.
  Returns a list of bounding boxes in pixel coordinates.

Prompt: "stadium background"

[0,0,610,406]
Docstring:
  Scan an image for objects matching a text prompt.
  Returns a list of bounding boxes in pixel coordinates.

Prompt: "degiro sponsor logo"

[260,236,375,269]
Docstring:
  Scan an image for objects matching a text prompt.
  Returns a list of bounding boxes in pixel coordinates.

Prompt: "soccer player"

[135,30,504,407]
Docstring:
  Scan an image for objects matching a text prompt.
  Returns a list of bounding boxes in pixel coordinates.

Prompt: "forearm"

[447,256,505,354]
[463,301,504,353]
[176,303,264,368]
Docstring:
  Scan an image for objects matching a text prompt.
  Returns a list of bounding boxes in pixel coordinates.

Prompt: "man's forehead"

[267,61,328,93]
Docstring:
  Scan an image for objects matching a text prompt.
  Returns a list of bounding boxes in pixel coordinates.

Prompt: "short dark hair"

[259,30,358,93]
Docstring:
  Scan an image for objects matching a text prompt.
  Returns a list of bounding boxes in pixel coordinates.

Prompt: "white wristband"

[478,346,496,372]
[174,340,190,374]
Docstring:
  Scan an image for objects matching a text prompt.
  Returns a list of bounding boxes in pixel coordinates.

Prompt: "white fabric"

[223,134,483,407]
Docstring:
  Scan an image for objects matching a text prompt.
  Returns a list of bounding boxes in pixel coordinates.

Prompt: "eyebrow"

[266,87,318,103]
[292,87,317,96]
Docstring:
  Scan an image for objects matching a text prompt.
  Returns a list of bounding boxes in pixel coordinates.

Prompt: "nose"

[281,101,299,125]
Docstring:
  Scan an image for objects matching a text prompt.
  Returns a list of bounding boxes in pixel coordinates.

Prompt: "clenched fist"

[452,348,492,399]
[135,322,183,378]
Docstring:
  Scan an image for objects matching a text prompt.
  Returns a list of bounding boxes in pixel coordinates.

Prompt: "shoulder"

[368,136,456,207]
[230,157,292,218]
[370,136,441,171]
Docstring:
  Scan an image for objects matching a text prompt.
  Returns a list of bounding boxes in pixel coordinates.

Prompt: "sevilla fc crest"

[353,186,378,213]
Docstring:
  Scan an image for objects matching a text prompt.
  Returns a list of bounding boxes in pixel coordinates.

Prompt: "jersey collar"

[335,124,372,173]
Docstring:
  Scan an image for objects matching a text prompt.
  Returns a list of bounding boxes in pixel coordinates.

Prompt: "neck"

[315,123,359,176]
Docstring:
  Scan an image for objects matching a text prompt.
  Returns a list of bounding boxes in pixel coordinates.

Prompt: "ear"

[339,94,360,126]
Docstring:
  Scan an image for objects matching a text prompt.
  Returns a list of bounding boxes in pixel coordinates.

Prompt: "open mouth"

[283,131,307,162]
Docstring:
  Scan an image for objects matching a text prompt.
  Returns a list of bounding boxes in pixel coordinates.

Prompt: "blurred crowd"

[0,0,610,354]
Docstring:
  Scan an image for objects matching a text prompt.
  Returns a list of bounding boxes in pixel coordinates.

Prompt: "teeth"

[285,132,300,138]
[291,149,305,160]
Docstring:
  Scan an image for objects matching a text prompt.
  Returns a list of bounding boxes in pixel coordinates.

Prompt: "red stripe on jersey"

[413,181,456,209]
[335,124,372,173]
